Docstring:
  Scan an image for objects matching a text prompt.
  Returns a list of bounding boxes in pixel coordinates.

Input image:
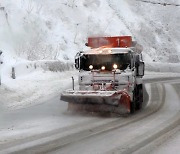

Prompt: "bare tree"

[26,0,35,15]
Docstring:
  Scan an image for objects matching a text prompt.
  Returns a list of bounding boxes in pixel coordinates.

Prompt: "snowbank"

[0,70,78,111]
[146,62,180,73]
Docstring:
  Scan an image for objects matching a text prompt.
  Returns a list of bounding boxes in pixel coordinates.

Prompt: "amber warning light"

[87,36,132,48]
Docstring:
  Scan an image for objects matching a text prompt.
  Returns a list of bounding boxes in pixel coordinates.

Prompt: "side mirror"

[75,58,79,69]
[137,61,144,76]
[74,51,83,70]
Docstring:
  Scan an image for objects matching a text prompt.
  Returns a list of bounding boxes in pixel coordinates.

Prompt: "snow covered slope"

[0,0,179,63]
[110,0,180,62]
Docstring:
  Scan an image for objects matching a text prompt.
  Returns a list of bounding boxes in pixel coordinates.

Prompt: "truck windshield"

[80,53,131,71]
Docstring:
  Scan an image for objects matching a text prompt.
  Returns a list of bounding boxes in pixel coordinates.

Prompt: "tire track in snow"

[108,83,180,154]
[0,83,166,154]
[135,0,180,7]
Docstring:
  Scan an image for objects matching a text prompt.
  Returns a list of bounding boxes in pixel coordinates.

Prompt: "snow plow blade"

[61,90,131,114]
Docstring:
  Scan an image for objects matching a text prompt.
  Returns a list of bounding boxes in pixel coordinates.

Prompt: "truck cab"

[61,36,144,114]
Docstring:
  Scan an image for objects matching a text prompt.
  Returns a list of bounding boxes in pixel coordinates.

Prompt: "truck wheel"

[130,101,135,113]
[131,90,136,114]
[136,84,143,110]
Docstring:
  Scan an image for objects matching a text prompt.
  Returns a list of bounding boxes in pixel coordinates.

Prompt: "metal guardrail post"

[72,76,74,90]
[12,67,16,79]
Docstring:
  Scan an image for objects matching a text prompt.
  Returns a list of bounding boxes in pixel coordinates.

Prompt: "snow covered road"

[0,74,180,154]
[49,82,180,154]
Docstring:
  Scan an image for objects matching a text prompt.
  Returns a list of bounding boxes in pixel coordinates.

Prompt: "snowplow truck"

[61,36,144,114]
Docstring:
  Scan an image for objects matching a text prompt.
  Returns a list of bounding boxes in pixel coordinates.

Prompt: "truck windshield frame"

[79,53,131,71]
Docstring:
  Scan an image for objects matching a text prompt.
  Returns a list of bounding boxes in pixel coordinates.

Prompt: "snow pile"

[146,62,180,73]
[0,70,78,110]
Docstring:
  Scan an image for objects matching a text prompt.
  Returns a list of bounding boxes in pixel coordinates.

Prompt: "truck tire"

[136,84,143,110]
[130,101,135,113]
[131,88,136,114]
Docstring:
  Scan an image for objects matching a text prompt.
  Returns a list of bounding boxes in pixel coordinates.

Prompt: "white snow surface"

[150,128,180,154]
[0,0,180,107]
[0,0,180,151]
[0,0,180,64]
[0,0,179,109]
[0,71,179,147]
[0,70,78,110]
[0,61,180,111]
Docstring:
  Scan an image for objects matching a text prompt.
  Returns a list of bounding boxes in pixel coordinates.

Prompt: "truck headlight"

[113,64,118,69]
[101,66,105,70]
[89,65,93,70]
